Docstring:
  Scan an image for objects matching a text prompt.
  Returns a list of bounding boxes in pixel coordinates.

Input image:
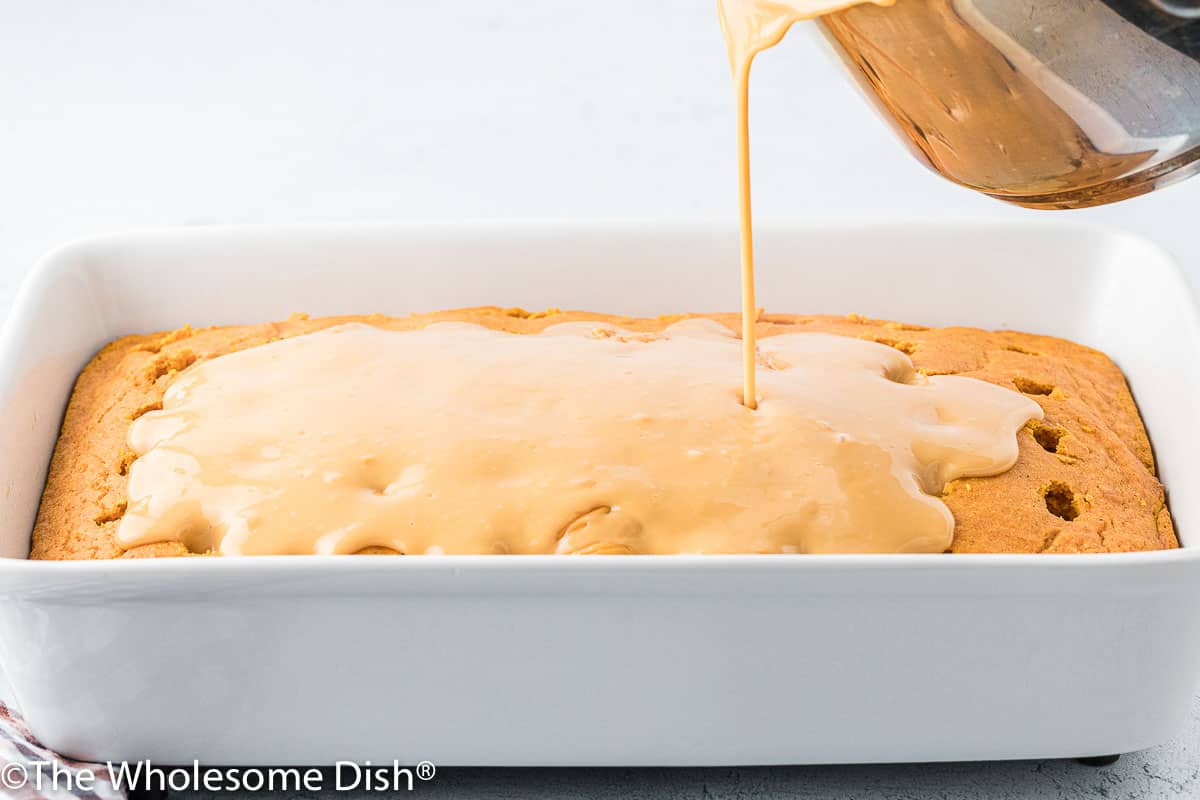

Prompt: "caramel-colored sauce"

[718,0,893,408]
[119,320,1040,556]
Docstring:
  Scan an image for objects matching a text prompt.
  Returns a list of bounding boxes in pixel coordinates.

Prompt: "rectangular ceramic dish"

[0,221,1198,765]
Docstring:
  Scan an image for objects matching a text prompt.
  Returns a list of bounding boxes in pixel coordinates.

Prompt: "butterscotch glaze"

[718,0,894,408]
[118,320,1040,556]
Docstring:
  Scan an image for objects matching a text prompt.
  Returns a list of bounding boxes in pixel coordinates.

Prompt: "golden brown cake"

[29,308,1176,559]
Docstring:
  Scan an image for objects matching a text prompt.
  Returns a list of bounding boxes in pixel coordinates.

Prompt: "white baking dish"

[0,221,1197,766]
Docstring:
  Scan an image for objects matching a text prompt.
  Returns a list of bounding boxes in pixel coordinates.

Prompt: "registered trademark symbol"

[416,761,436,781]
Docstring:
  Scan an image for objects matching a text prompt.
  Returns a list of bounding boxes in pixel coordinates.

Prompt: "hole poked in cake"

[556,506,641,554]
[1005,344,1041,356]
[1028,421,1067,454]
[567,542,637,555]
[143,350,198,382]
[1043,481,1081,521]
[94,501,127,526]
[117,448,138,476]
[1013,376,1055,396]
[354,545,404,555]
[360,462,428,497]
[556,506,613,541]
[128,400,163,421]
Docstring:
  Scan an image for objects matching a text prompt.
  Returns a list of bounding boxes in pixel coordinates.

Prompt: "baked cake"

[30,308,1176,559]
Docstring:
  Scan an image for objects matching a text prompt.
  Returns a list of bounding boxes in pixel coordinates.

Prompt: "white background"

[1,2,1197,797]
[1,0,1198,308]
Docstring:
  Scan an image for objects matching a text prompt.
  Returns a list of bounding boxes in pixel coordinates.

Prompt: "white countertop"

[3,2,1198,797]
